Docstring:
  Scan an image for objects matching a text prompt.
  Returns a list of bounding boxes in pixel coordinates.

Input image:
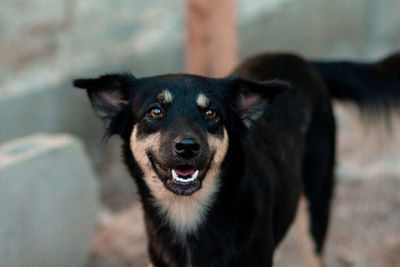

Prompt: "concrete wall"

[239,0,400,60]
[2,0,400,87]
[1,0,399,153]
[0,79,108,165]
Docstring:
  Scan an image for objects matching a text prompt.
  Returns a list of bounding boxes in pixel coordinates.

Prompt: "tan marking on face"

[157,89,173,103]
[196,93,209,108]
[130,126,161,180]
[130,126,229,234]
[207,129,229,165]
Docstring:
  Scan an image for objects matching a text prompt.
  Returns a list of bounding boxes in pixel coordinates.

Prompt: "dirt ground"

[88,105,400,267]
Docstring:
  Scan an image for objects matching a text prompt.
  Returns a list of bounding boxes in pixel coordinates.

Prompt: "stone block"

[0,134,101,267]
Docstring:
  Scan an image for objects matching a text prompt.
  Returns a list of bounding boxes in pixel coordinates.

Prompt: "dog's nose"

[175,138,200,157]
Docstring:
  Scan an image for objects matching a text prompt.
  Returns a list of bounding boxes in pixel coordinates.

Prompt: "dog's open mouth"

[148,152,213,196]
[164,166,203,196]
[171,168,199,184]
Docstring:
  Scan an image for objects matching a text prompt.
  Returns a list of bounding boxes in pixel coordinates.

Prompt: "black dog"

[74,52,400,267]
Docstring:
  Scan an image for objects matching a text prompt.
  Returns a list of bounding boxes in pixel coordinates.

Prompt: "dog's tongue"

[174,168,196,177]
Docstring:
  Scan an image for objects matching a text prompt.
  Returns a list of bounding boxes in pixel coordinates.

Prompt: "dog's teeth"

[192,170,199,179]
[171,169,199,183]
[172,169,178,180]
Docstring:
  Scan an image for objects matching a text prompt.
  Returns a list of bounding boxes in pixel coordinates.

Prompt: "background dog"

[74,51,400,267]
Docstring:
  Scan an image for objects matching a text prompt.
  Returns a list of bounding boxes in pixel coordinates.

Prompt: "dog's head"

[74,74,289,232]
[74,73,288,231]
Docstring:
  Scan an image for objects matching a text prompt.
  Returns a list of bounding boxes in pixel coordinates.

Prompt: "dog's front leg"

[294,196,325,267]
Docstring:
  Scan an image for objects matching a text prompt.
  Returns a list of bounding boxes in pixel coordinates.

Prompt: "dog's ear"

[231,77,290,128]
[73,74,135,126]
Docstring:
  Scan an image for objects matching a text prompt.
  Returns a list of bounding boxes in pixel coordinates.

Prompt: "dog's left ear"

[232,78,290,128]
[73,74,135,127]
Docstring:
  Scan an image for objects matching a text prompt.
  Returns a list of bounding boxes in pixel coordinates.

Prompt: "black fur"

[73,51,400,266]
[312,52,400,116]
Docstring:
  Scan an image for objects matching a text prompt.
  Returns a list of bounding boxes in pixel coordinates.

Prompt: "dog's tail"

[312,52,400,118]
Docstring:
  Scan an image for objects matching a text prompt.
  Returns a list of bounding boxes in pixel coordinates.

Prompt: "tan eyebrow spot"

[196,93,209,108]
[157,89,173,103]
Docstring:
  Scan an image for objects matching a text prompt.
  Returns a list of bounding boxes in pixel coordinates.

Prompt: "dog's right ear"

[73,74,135,127]
[227,77,290,128]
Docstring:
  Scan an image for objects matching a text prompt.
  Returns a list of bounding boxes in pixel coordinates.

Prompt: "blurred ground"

[87,104,400,267]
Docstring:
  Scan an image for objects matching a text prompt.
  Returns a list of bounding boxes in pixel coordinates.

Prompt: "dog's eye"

[148,107,164,119]
[204,109,217,119]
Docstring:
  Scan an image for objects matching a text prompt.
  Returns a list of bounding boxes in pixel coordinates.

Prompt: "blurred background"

[1,0,400,266]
